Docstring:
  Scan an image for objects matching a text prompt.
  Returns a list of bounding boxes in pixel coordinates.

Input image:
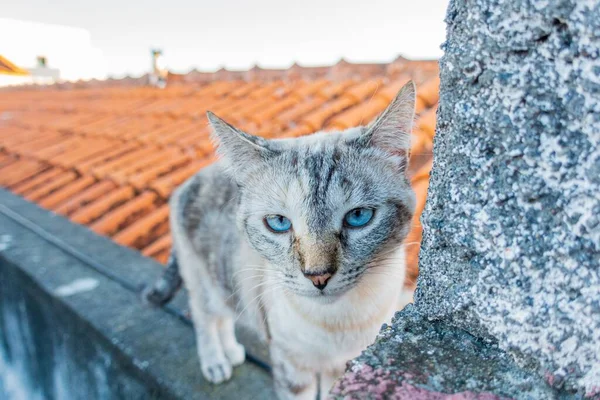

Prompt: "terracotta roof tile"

[0,159,49,187]
[281,123,313,138]
[252,96,300,124]
[52,139,116,167]
[411,164,432,217]
[176,135,213,154]
[70,185,135,224]
[154,250,171,264]
[38,175,97,209]
[90,192,159,236]
[150,157,215,198]
[9,132,66,155]
[327,96,388,130]
[417,75,440,107]
[375,76,412,103]
[30,136,82,159]
[408,132,434,177]
[293,79,330,98]
[24,171,79,202]
[11,167,65,195]
[228,82,262,98]
[75,142,140,173]
[90,146,159,177]
[54,180,117,215]
[273,97,328,126]
[0,127,53,148]
[107,148,181,184]
[301,96,357,130]
[128,154,190,189]
[0,153,16,168]
[142,233,172,259]
[0,57,438,276]
[248,81,284,99]
[113,204,169,248]
[343,79,384,103]
[417,107,437,138]
[316,80,356,100]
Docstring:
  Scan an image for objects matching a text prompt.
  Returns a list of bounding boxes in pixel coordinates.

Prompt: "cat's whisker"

[235,285,281,324]
[362,281,385,316]
[233,270,283,285]
[231,266,276,277]
[229,278,280,305]
[229,266,283,287]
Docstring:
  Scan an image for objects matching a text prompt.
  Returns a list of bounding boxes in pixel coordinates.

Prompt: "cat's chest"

[266,288,398,370]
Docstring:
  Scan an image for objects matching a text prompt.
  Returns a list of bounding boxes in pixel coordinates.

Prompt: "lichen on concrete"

[334,0,600,398]
[330,307,556,399]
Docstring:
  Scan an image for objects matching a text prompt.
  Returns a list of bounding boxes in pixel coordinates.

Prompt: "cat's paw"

[223,343,245,366]
[201,357,233,384]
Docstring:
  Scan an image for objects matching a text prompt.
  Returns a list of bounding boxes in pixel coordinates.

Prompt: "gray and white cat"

[143,81,417,399]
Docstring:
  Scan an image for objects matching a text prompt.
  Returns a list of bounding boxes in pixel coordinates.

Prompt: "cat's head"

[208,81,417,301]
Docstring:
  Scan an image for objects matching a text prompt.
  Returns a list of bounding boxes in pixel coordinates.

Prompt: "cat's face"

[208,82,417,301]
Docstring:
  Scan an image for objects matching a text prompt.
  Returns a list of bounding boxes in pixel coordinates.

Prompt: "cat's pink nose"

[304,272,332,290]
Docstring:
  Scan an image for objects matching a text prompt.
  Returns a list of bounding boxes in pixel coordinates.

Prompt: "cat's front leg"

[270,344,318,400]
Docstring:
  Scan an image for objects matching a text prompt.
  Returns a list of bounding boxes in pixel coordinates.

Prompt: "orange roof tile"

[417,75,440,108]
[343,79,384,103]
[375,76,412,103]
[70,185,135,224]
[38,176,97,209]
[301,96,357,131]
[150,157,215,197]
[24,171,79,202]
[54,180,117,215]
[113,204,169,248]
[76,142,140,173]
[142,233,172,258]
[327,97,389,130]
[90,192,158,236]
[11,167,65,195]
[417,107,437,138]
[0,57,438,286]
[0,159,49,187]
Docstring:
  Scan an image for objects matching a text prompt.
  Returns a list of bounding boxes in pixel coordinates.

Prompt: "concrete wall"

[0,188,274,399]
[0,258,160,399]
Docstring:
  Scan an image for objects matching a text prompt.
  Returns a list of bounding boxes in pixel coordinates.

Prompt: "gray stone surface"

[331,306,556,400]
[334,0,600,398]
[418,0,600,394]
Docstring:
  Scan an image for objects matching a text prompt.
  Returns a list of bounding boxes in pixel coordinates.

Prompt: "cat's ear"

[362,80,416,158]
[207,111,272,177]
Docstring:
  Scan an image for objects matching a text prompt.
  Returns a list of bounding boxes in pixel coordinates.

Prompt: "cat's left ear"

[207,111,273,178]
[362,80,416,161]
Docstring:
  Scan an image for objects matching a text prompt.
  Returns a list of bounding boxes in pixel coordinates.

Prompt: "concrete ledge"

[0,188,274,399]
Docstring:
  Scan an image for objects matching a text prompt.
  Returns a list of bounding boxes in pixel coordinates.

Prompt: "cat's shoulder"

[171,160,237,215]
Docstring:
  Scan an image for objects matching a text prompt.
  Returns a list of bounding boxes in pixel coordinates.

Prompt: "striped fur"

[144,82,418,399]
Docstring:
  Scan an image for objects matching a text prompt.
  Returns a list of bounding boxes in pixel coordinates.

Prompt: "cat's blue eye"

[344,208,374,228]
[264,215,292,233]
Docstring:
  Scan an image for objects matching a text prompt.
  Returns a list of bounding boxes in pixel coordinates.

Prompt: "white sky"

[2,0,449,77]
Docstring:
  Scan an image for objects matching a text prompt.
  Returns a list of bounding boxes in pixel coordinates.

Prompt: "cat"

[142,81,417,399]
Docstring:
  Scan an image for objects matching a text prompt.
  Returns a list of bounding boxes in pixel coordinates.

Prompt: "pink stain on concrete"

[330,364,508,400]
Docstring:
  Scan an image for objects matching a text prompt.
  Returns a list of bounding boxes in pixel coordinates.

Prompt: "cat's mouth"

[291,283,354,303]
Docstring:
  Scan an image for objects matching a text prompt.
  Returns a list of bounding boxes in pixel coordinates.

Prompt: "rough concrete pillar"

[332,0,600,398]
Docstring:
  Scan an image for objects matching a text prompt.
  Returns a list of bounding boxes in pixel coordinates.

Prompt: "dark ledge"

[0,188,274,399]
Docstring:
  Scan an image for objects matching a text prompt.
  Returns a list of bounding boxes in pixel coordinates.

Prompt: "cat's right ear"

[207,111,272,177]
